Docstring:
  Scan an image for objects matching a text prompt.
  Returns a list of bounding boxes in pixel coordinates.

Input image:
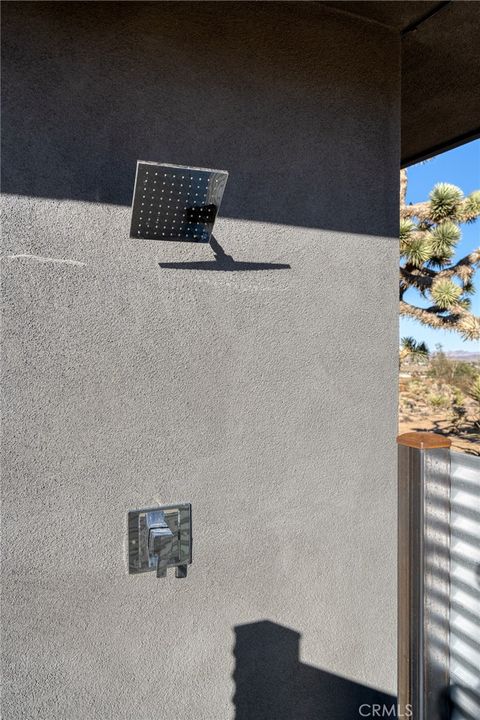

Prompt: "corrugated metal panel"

[450,452,480,720]
[397,443,451,720]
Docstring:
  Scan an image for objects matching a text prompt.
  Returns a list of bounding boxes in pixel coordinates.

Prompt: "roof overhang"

[326,1,480,166]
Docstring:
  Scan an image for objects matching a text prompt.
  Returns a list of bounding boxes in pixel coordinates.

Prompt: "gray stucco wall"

[2,3,399,719]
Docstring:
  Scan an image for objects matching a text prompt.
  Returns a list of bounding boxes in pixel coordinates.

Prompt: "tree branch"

[401,198,480,223]
[399,249,479,294]
[400,201,431,221]
[400,168,408,209]
[436,248,480,280]
[399,268,432,296]
[400,300,458,327]
[400,301,480,339]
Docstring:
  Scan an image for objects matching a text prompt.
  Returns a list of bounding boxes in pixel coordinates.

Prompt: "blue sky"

[400,139,480,352]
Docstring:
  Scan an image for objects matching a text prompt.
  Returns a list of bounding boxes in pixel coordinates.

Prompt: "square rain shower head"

[130,162,229,243]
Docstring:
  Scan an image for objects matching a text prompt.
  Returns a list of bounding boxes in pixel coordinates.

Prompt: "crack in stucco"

[5,253,86,267]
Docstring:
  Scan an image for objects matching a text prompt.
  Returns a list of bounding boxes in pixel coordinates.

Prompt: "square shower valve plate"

[128,503,192,574]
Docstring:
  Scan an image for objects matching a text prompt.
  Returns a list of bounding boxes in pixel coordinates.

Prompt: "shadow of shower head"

[130,161,228,243]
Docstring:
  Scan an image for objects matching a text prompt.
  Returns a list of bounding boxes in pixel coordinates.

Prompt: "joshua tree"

[400,336,429,365]
[400,170,480,340]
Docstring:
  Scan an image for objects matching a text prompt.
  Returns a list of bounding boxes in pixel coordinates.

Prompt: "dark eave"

[326,1,480,165]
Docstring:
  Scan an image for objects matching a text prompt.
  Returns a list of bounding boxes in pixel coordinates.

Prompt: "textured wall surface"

[2,3,399,718]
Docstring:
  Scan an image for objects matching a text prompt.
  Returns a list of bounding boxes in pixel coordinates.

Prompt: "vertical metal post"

[397,433,451,720]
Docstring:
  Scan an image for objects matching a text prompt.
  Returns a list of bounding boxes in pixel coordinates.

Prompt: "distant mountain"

[444,350,480,362]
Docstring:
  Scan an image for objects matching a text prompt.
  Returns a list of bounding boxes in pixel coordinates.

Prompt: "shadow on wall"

[159,237,291,271]
[233,621,397,720]
[1,2,397,236]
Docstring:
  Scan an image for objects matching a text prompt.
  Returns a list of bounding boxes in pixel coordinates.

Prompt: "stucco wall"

[2,3,400,718]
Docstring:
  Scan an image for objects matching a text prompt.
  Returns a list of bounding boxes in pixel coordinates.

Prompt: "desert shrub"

[469,376,480,404]
[428,346,455,383]
[428,394,449,408]
[409,379,427,396]
[428,346,478,394]
[452,362,478,394]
